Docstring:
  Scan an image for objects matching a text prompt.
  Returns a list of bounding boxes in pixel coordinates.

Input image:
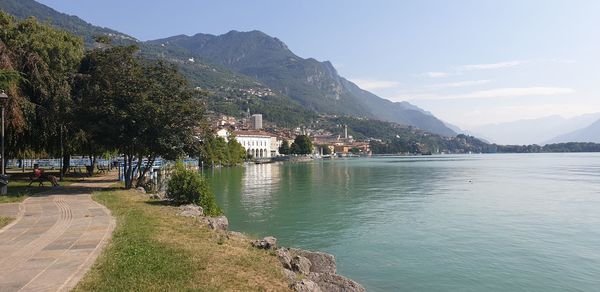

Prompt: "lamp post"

[0,90,8,195]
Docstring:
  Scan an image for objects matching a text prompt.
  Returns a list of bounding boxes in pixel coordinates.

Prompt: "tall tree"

[0,12,84,163]
[278,139,290,155]
[291,135,313,155]
[73,45,205,188]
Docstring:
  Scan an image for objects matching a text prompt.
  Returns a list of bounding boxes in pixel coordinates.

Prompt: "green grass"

[0,216,13,228]
[74,189,289,291]
[0,179,78,204]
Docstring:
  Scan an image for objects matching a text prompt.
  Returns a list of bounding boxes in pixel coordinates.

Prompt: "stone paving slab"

[0,176,116,292]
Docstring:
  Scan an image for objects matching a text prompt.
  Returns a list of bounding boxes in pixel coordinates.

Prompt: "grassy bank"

[0,216,13,228]
[0,177,80,204]
[75,188,289,291]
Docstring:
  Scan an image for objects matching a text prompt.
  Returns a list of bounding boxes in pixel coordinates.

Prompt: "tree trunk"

[124,154,134,189]
[62,154,70,178]
[135,155,155,188]
[87,155,97,176]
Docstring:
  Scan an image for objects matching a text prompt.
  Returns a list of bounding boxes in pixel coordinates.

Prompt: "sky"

[38,0,600,129]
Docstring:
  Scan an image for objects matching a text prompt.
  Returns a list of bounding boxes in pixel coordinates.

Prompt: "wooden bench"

[97,164,109,174]
[28,176,48,187]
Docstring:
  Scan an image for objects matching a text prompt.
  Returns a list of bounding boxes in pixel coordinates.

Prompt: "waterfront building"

[234,130,273,158]
[217,129,274,158]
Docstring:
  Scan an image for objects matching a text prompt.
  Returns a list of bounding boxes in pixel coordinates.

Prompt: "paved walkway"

[0,176,116,292]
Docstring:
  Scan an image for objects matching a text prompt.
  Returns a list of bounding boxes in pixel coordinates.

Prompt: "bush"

[167,162,222,216]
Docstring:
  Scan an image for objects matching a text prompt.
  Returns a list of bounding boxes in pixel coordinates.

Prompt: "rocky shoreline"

[174,203,365,291]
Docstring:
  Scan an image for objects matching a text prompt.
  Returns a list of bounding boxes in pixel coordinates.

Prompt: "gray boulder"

[177,204,203,217]
[251,236,277,249]
[291,255,312,275]
[283,268,297,284]
[291,279,322,292]
[204,216,229,231]
[276,248,293,270]
[290,249,337,274]
[308,273,365,292]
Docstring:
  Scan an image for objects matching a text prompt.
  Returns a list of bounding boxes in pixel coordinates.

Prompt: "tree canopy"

[290,135,313,155]
[73,45,205,188]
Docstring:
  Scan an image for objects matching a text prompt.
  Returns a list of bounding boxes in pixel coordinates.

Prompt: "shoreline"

[173,198,365,291]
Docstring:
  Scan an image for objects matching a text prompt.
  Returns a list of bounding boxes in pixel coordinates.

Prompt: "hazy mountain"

[148,31,456,136]
[472,113,600,145]
[546,119,600,143]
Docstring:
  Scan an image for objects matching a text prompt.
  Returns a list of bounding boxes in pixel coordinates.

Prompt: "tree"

[320,144,332,155]
[0,12,84,167]
[226,134,246,165]
[290,135,313,155]
[73,45,205,188]
[278,139,290,155]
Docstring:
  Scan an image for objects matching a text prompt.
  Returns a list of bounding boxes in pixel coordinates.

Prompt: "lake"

[207,153,600,291]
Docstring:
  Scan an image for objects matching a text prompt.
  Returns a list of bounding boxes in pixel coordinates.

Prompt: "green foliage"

[167,162,222,216]
[0,69,21,90]
[73,45,205,188]
[0,0,135,46]
[320,144,332,155]
[0,11,84,160]
[199,133,246,166]
[278,140,290,155]
[226,135,247,165]
[291,135,313,155]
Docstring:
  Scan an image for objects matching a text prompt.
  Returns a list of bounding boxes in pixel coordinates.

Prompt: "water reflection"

[240,163,280,216]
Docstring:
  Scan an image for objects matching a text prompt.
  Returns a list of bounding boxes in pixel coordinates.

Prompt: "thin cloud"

[351,78,402,90]
[404,87,575,101]
[422,71,450,78]
[459,60,528,71]
[427,79,491,89]
[421,60,529,78]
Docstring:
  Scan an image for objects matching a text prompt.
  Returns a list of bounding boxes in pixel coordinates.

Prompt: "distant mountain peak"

[0,0,136,44]
[147,30,456,136]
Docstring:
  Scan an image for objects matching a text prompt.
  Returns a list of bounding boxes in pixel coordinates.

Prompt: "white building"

[235,131,273,158]
[216,129,273,158]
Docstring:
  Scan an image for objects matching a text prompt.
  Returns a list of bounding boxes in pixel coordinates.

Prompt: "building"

[234,130,272,158]
[251,114,263,130]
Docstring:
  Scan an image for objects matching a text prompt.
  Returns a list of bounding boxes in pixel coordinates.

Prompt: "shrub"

[167,162,222,216]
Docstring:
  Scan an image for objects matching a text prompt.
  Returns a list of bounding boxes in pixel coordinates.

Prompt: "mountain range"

[0,0,456,136]
[472,113,600,145]
[546,118,600,144]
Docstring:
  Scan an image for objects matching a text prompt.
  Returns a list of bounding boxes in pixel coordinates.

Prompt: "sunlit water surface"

[207,153,600,291]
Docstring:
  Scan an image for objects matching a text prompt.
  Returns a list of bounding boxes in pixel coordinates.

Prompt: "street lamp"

[0,90,8,195]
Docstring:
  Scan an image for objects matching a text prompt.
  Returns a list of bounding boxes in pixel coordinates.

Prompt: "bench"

[28,176,48,187]
[97,164,109,174]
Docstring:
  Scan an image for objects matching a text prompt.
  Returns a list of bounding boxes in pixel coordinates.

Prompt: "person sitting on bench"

[31,165,59,187]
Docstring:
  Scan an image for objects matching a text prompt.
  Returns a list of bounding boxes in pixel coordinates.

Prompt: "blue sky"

[38,0,600,128]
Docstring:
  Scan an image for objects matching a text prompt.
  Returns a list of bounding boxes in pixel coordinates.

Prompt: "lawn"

[0,178,80,204]
[0,216,13,228]
[74,189,290,291]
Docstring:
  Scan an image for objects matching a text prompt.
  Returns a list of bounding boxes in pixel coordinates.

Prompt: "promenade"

[0,176,116,292]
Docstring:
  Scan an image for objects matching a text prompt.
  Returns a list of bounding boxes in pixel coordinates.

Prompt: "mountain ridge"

[1,0,456,136]
[471,113,600,145]
[148,31,457,136]
[546,118,600,144]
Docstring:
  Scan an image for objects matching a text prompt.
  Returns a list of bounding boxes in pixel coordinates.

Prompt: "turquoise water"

[207,154,600,291]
